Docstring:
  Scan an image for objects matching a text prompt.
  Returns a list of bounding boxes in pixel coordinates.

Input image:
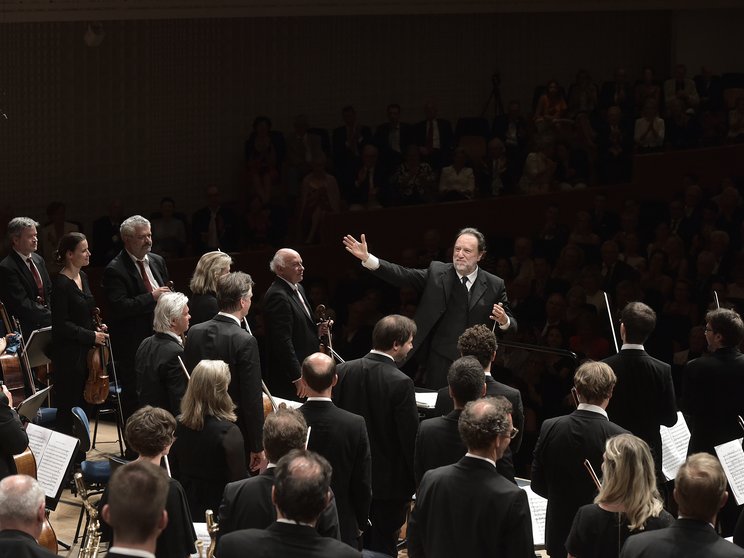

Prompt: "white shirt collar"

[369,349,395,362]
[267,462,277,469]
[126,251,149,264]
[276,517,315,528]
[465,452,496,468]
[306,397,332,402]
[163,331,183,345]
[577,403,608,419]
[279,276,299,291]
[217,312,242,325]
[107,548,155,558]
[458,267,479,286]
[621,343,645,350]
[13,248,33,261]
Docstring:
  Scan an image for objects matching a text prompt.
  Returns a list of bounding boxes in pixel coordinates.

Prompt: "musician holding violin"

[50,232,108,436]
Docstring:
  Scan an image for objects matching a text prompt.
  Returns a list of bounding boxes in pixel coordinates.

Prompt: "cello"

[13,448,59,554]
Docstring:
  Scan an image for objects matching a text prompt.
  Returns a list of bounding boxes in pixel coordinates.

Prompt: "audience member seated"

[492,99,529,178]
[374,103,412,169]
[332,105,373,188]
[345,144,389,210]
[438,147,475,201]
[664,63,700,113]
[247,118,284,207]
[188,250,233,327]
[634,98,665,152]
[600,67,634,114]
[388,144,436,205]
[191,185,240,255]
[598,105,633,184]
[534,80,568,132]
[666,98,702,150]
[567,69,599,117]
[0,475,56,558]
[414,100,454,171]
[298,155,340,243]
[285,114,324,206]
[39,201,79,273]
[170,359,247,520]
[634,67,662,114]
[566,434,673,558]
[519,136,557,195]
[728,97,744,142]
[91,198,124,266]
[99,406,196,558]
[151,197,188,258]
[694,66,724,112]
[474,138,510,196]
[555,140,589,189]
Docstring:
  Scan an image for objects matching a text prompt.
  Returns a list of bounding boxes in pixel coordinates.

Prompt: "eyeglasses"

[503,427,519,440]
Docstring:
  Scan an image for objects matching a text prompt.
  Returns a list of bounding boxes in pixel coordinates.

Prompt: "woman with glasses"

[566,433,672,558]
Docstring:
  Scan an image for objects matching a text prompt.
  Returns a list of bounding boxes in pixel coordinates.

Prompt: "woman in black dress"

[169,359,247,519]
[51,232,107,435]
[566,433,673,558]
[187,251,232,327]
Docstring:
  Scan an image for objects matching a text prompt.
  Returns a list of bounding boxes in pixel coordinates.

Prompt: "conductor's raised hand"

[343,234,370,262]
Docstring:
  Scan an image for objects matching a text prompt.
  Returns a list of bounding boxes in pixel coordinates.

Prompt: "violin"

[315,304,345,364]
[13,448,58,554]
[83,308,110,406]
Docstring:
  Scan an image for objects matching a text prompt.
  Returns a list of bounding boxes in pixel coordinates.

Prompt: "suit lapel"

[149,256,166,286]
[121,252,148,293]
[279,280,314,326]
[10,251,36,294]
[440,267,457,306]
[469,270,487,310]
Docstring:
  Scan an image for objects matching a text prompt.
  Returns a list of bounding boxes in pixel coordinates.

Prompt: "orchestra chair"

[91,381,125,457]
[71,406,112,544]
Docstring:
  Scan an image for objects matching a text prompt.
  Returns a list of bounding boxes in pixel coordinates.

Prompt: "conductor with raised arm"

[343,228,515,388]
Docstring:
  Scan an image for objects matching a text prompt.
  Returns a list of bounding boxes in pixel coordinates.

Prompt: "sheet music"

[715,438,744,505]
[517,479,547,548]
[660,412,691,481]
[190,523,211,558]
[26,423,79,501]
[415,392,438,409]
[271,396,303,410]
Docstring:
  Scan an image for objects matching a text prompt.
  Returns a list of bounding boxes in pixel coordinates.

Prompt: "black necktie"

[462,276,470,299]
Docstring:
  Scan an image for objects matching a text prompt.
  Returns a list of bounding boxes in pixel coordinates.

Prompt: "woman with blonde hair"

[188,251,232,326]
[169,360,246,518]
[566,433,673,557]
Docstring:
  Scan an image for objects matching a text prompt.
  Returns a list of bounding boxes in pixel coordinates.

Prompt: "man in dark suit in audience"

[531,361,628,558]
[0,217,51,337]
[184,272,264,471]
[334,314,419,557]
[103,215,170,426]
[263,248,320,401]
[300,352,372,549]
[408,397,533,558]
[413,100,453,171]
[191,185,240,255]
[135,291,190,417]
[0,475,57,557]
[0,385,27,481]
[101,461,169,558]
[374,103,412,169]
[620,453,744,558]
[218,408,340,542]
[343,227,515,390]
[604,301,677,482]
[219,449,358,558]
[415,356,485,486]
[434,324,524,482]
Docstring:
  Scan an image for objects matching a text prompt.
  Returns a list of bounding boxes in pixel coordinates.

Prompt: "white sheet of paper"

[660,412,690,481]
[715,438,744,505]
[190,522,211,558]
[272,396,303,409]
[518,479,546,548]
[26,423,78,500]
[415,392,438,409]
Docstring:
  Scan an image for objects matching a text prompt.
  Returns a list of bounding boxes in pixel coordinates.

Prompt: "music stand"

[25,326,52,368]
[16,384,52,423]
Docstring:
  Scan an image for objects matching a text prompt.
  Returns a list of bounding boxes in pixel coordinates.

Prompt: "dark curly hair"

[457,325,497,368]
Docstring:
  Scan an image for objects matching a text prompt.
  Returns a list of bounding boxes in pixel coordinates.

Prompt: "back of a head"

[263,407,308,463]
[179,359,236,430]
[106,461,169,544]
[447,356,486,405]
[152,291,189,334]
[124,406,176,458]
[458,396,512,452]
[457,325,497,369]
[216,271,253,313]
[273,449,332,524]
[189,251,233,295]
[301,353,336,393]
[620,301,656,344]
[0,475,45,530]
[675,453,727,521]
[574,360,616,405]
[705,308,744,348]
[597,434,662,530]
[372,314,416,351]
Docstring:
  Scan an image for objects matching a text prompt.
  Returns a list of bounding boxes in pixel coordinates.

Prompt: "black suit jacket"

[191,206,239,255]
[102,251,169,362]
[0,251,51,336]
[408,456,533,558]
[413,119,454,153]
[373,122,413,166]
[300,400,372,546]
[0,391,28,480]
[414,410,465,487]
[619,519,744,558]
[531,409,628,558]
[682,347,744,455]
[262,278,318,400]
[371,259,515,388]
[219,522,359,558]
[187,292,218,328]
[135,332,188,417]
[218,468,340,541]
[603,348,677,475]
[334,353,419,500]
[184,314,263,452]
[332,126,373,164]
[0,530,57,558]
[433,374,525,482]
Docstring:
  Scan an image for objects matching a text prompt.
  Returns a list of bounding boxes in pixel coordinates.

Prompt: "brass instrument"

[205,509,219,558]
[75,472,101,558]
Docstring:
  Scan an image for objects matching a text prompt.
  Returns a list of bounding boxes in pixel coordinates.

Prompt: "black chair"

[92,381,124,457]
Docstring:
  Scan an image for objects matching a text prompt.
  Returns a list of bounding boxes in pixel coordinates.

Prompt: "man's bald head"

[270,248,305,284]
[302,352,337,394]
[0,475,46,537]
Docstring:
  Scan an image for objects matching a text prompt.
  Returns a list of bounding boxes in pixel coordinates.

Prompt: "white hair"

[269,249,290,274]
[0,475,45,524]
[120,215,151,238]
[153,292,189,333]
